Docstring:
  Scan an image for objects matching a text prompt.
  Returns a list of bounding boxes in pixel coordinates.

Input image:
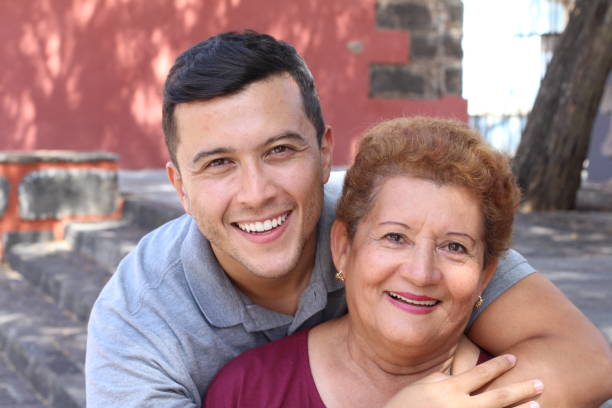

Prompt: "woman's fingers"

[385,355,544,408]
[472,379,544,408]
[454,354,518,391]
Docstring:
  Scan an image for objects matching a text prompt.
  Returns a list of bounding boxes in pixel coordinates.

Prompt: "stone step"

[5,242,112,323]
[122,197,183,231]
[0,352,49,408]
[64,219,148,272]
[0,265,85,408]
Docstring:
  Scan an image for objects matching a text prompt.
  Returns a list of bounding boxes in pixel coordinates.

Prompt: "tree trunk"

[512,0,612,211]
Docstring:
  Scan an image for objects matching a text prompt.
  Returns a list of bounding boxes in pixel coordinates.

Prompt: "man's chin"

[247,264,296,280]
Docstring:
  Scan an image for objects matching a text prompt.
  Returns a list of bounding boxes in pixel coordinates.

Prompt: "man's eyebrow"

[191,147,235,166]
[263,131,307,146]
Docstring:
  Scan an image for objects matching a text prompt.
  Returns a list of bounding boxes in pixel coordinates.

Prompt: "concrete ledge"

[0,176,8,217]
[0,150,122,260]
[19,168,118,220]
[0,150,117,164]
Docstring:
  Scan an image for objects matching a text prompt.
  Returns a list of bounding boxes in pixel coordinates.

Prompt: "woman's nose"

[400,245,442,286]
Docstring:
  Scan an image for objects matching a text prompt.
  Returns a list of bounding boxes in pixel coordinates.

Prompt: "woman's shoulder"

[205,328,319,407]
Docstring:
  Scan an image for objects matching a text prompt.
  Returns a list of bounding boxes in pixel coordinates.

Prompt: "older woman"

[205,117,543,407]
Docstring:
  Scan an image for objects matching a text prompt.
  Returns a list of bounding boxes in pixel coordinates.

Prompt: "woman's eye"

[383,233,403,243]
[447,242,466,253]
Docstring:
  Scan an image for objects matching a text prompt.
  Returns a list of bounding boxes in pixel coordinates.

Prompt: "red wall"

[0,0,466,168]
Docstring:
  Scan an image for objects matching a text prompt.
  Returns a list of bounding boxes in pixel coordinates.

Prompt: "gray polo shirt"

[85,173,534,407]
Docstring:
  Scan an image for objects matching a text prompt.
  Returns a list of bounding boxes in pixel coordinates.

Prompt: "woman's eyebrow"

[447,232,476,245]
[379,221,410,229]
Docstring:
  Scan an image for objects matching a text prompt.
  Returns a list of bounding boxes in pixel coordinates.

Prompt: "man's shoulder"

[94,214,194,313]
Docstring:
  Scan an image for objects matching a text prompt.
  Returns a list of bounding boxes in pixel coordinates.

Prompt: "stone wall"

[0,151,122,259]
[372,0,463,98]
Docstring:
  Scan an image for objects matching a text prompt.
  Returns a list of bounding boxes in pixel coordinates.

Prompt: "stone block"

[18,169,118,220]
[411,34,438,58]
[0,176,8,217]
[377,2,432,30]
[445,67,462,95]
[448,3,463,25]
[370,65,426,97]
[443,35,463,58]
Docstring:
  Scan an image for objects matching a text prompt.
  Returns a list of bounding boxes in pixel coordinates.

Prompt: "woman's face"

[334,175,495,351]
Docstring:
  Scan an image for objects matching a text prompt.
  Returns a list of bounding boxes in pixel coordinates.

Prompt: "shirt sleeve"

[85,270,199,408]
[466,249,536,329]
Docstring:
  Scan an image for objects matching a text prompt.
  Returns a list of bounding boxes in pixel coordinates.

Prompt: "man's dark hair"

[162,30,326,167]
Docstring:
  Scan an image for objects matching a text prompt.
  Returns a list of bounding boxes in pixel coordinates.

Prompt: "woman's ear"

[330,220,351,273]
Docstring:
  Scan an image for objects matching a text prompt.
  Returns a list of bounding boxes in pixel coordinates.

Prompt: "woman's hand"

[384,355,543,408]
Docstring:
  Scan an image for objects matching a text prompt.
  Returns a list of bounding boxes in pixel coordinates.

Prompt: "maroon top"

[205,329,493,407]
[205,328,324,407]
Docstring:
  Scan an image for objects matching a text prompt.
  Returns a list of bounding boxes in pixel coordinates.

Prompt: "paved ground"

[0,355,47,408]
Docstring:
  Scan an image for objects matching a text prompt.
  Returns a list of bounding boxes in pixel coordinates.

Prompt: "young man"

[85,31,612,407]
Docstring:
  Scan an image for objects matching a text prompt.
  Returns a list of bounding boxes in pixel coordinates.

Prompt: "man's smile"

[234,211,291,234]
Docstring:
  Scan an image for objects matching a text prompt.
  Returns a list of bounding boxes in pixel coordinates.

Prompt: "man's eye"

[208,158,230,167]
[272,145,288,153]
[269,145,294,156]
[447,242,466,253]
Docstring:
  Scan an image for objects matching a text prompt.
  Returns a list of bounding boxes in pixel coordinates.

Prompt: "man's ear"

[330,219,351,274]
[320,126,334,184]
[166,161,192,215]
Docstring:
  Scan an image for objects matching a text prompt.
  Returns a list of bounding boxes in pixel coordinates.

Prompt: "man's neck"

[215,236,318,316]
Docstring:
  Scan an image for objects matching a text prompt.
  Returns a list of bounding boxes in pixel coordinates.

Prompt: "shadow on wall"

[1,0,443,168]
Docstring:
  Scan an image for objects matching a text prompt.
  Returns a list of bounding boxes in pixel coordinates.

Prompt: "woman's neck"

[309,317,473,408]
[344,318,459,380]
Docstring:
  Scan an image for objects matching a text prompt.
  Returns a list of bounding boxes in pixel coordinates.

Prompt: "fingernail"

[529,402,540,408]
[504,354,517,365]
[533,380,544,393]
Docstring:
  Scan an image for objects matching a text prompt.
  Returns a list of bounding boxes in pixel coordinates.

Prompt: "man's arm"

[468,273,612,407]
[86,295,199,408]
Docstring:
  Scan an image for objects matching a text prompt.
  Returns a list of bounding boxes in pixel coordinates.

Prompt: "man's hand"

[384,355,543,408]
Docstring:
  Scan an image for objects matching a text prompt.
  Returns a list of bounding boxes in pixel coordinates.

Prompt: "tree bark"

[512,0,612,211]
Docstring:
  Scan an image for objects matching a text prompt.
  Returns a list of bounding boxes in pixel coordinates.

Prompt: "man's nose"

[236,162,277,208]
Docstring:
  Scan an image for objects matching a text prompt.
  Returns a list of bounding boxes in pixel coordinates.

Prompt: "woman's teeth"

[387,291,439,307]
[237,213,288,233]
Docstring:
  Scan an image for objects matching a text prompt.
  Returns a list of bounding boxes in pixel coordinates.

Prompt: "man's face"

[167,74,333,284]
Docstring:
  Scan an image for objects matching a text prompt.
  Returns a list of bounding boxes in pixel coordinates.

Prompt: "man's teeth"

[387,292,438,307]
[237,213,288,233]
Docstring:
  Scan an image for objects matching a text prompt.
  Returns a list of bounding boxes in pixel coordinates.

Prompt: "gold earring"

[335,270,345,282]
[474,295,484,309]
